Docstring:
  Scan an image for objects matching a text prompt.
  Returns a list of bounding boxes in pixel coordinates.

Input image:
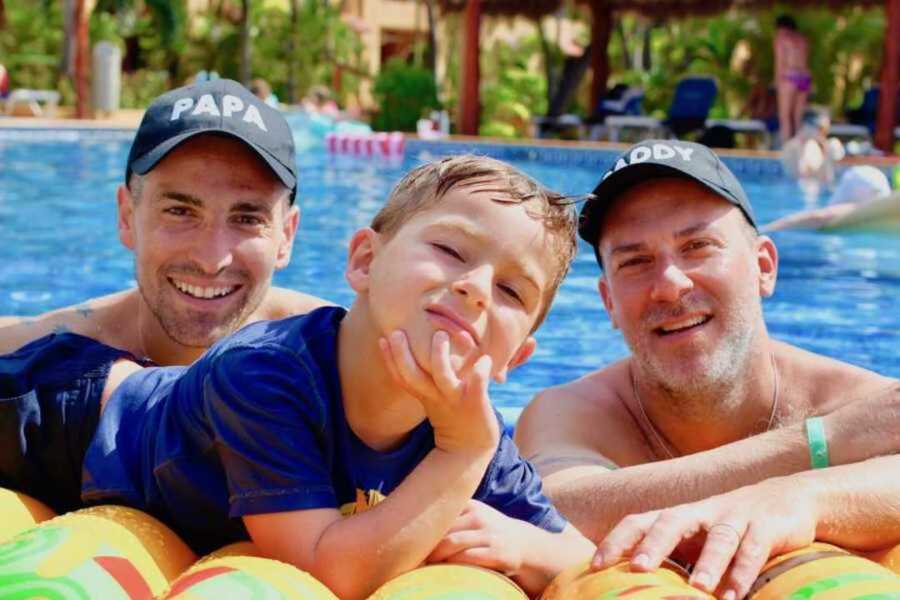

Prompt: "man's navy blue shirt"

[83,306,565,552]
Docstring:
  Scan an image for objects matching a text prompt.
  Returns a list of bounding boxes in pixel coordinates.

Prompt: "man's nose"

[650,260,693,303]
[190,223,235,274]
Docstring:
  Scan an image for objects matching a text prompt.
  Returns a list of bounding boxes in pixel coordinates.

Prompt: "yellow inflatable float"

[0,488,56,543]
[0,504,196,598]
[748,542,900,599]
[369,564,527,599]
[162,542,337,599]
[542,559,712,599]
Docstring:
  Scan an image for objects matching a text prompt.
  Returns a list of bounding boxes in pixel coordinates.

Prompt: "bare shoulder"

[0,291,136,354]
[775,340,895,415]
[515,359,650,474]
[258,287,334,320]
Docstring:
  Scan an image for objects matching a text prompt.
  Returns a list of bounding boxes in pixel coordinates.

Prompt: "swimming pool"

[1,129,898,419]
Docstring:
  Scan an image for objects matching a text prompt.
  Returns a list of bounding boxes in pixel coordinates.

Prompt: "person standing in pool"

[774,14,811,143]
[515,140,899,593]
[0,79,328,365]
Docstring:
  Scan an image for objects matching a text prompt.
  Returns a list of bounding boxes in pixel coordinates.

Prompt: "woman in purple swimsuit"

[774,15,811,142]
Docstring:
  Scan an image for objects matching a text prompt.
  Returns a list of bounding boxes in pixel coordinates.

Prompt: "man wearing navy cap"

[516,140,900,597]
[0,80,327,365]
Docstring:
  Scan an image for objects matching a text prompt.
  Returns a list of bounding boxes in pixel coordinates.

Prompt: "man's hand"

[379,329,498,454]
[592,477,818,599]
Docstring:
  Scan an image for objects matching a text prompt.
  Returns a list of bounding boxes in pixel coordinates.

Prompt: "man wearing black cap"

[516,140,899,591]
[0,79,327,365]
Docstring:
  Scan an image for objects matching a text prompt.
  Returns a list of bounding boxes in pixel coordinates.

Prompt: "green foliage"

[0,0,64,91]
[371,58,440,132]
[478,34,547,138]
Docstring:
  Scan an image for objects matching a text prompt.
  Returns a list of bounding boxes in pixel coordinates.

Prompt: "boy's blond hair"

[371,155,577,330]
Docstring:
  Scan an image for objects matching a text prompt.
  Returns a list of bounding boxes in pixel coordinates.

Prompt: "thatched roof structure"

[438,0,885,18]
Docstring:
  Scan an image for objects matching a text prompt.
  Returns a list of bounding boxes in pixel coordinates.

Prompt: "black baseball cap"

[579,140,757,265]
[126,79,297,203]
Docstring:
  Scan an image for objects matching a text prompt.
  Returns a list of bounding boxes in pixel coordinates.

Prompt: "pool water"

[1,133,898,419]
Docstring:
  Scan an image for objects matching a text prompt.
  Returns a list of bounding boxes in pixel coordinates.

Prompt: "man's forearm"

[547,424,813,541]
[810,455,900,550]
[312,448,493,599]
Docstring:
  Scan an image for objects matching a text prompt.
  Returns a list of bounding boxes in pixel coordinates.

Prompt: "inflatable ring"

[370,564,527,599]
[865,543,900,575]
[542,559,711,599]
[0,504,196,598]
[0,488,56,543]
[163,542,337,599]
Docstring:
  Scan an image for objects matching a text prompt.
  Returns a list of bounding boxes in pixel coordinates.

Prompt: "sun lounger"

[604,76,717,142]
[3,89,60,117]
[704,118,772,148]
[828,123,871,141]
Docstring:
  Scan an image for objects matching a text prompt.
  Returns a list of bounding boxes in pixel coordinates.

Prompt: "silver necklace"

[631,354,780,460]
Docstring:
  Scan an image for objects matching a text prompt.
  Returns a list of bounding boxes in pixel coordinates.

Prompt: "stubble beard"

[630,295,762,419]
[137,265,260,349]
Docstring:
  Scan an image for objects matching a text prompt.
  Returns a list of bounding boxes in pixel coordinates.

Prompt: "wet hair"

[801,106,830,130]
[371,155,578,331]
[776,15,797,30]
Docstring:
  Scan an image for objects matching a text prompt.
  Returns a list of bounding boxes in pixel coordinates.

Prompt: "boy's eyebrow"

[427,221,544,293]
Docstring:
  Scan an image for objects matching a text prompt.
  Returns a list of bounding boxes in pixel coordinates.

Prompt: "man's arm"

[592,455,900,599]
[516,381,900,542]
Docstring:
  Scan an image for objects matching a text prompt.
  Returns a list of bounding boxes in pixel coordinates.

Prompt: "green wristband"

[805,416,830,469]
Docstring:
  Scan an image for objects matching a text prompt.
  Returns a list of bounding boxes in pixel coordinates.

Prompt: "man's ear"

[117,184,136,250]
[598,276,619,329]
[756,235,779,298]
[345,228,379,293]
[493,336,536,383]
[275,203,300,270]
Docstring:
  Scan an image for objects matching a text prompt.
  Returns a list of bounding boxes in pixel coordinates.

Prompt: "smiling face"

[118,134,298,348]
[597,177,777,395]
[349,180,558,382]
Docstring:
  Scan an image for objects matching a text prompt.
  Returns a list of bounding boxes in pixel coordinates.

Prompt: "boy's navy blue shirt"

[83,306,565,553]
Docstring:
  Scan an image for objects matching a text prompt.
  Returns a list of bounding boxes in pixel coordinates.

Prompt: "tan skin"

[0,135,329,365]
[774,24,810,140]
[515,177,898,596]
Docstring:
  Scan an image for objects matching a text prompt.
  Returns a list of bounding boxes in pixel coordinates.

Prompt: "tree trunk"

[0,0,6,29]
[239,0,252,86]
[424,0,437,77]
[286,0,298,103]
[73,0,90,118]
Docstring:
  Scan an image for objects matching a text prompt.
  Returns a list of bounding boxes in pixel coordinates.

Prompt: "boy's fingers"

[687,521,746,593]
[722,526,770,600]
[430,331,461,396]
[426,530,487,563]
[593,512,658,570]
[440,546,507,573]
[462,355,492,404]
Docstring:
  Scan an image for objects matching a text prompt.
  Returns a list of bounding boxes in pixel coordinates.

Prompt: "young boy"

[1,156,593,598]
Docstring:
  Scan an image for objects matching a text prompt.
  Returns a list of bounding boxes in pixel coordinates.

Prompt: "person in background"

[774,14,811,143]
[250,78,279,108]
[763,165,893,231]
[0,64,10,100]
[781,107,845,197]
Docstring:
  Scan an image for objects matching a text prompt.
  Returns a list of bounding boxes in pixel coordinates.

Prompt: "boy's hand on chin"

[379,329,499,454]
[426,500,527,575]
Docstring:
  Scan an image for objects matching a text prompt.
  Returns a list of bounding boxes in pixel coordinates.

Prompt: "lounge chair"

[2,89,60,117]
[582,85,644,141]
[606,76,717,141]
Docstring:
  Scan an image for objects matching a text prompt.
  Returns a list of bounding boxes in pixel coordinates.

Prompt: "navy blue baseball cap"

[126,79,297,203]
[579,140,757,265]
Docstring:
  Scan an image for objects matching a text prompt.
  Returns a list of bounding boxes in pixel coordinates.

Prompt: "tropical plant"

[372,58,440,132]
[479,35,547,138]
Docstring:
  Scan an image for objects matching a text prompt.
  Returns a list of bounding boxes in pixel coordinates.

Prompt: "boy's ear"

[493,336,536,383]
[117,184,136,250]
[345,227,379,293]
[598,276,618,329]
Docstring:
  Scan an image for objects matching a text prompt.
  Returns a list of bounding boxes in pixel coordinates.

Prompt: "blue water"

[1,132,898,419]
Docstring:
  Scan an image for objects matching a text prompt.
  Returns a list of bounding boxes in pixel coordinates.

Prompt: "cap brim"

[130,128,297,192]
[579,162,736,248]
